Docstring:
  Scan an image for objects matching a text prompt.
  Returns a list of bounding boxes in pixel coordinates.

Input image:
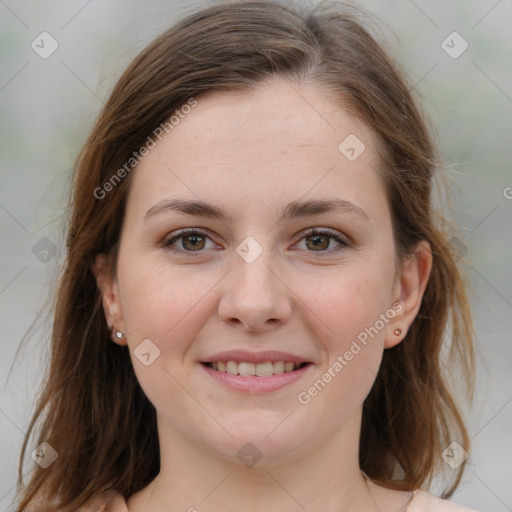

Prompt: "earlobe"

[384,241,432,349]
[91,254,128,345]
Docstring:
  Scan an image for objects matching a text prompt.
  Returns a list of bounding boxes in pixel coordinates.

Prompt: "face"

[95,77,429,465]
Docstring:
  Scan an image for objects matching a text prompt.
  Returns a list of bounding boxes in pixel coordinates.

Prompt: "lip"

[202,349,311,365]
[200,361,314,393]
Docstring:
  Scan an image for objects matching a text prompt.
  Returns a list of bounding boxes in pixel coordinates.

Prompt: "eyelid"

[296,226,350,243]
[163,228,218,255]
[293,227,351,253]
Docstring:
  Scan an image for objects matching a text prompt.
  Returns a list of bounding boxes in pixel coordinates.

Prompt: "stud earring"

[109,325,125,341]
[393,328,402,336]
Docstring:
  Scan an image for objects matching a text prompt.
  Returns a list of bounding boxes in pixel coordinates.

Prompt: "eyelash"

[163,227,350,257]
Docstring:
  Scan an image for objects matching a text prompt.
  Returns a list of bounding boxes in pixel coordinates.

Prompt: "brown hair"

[14,1,475,510]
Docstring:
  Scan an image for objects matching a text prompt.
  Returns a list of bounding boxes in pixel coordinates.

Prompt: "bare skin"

[93,76,431,512]
[76,489,129,512]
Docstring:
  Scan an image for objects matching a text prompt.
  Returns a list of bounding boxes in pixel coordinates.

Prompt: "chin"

[201,415,316,466]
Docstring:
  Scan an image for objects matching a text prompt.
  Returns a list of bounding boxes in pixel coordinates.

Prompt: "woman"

[15,1,477,511]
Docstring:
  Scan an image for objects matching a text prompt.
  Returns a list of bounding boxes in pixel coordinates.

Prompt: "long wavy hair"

[14,1,475,510]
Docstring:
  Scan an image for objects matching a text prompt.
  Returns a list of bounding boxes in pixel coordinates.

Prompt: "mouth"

[200,359,314,393]
[201,360,311,376]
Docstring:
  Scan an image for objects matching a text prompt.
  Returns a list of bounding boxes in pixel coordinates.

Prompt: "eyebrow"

[144,197,370,223]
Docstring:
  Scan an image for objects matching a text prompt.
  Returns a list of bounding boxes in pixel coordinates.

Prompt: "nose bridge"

[233,235,282,300]
[218,235,292,329]
[235,242,277,294]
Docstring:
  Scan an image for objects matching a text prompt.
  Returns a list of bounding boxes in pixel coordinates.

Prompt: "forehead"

[125,77,386,221]
[171,78,374,155]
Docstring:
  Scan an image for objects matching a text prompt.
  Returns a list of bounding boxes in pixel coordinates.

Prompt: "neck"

[128,408,381,512]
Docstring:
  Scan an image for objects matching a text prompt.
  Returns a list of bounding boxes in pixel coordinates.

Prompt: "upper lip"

[202,350,312,364]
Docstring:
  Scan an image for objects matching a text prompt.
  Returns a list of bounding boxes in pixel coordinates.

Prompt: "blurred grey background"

[1,1,511,511]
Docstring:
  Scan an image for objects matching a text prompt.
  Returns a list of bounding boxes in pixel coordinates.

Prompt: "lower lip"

[201,363,314,393]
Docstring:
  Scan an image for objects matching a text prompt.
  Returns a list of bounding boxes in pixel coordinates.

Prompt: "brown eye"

[295,228,349,254]
[164,229,215,255]
[181,234,206,251]
[305,234,331,251]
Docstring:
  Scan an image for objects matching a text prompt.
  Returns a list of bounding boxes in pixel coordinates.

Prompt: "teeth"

[255,361,274,377]
[239,362,256,376]
[208,360,304,376]
[273,360,284,374]
[226,361,238,375]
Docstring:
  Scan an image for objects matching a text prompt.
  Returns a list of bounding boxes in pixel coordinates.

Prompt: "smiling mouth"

[201,361,311,377]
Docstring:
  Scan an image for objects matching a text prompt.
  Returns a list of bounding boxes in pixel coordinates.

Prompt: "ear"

[384,240,432,349]
[91,254,128,345]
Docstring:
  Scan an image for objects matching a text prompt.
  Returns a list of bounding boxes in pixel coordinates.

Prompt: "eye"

[164,229,217,255]
[163,227,350,257]
[294,228,350,254]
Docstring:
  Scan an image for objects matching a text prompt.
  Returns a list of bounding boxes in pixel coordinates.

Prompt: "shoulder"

[407,490,479,512]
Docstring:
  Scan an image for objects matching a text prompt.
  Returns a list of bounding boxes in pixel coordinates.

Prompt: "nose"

[217,246,292,332]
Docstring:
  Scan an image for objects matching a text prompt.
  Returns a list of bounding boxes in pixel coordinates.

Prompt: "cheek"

[118,252,210,342]
[300,270,393,408]
[307,267,393,341]
[117,259,216,413]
